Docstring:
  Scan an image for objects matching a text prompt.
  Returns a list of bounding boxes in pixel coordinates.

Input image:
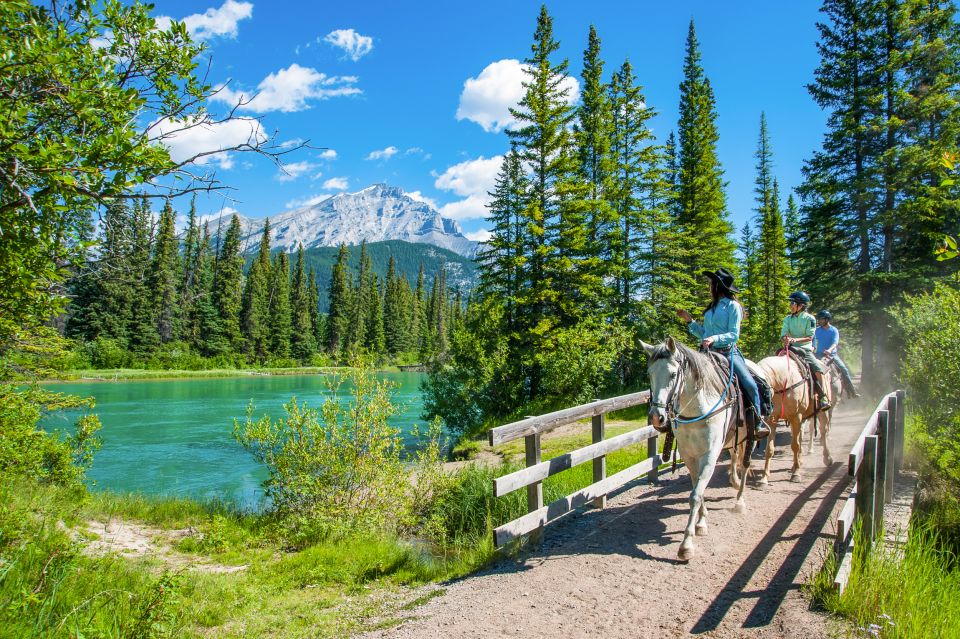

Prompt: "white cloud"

[152,115,267,170]
[406,191,439,210]
[434,155,502,198]
[465,229,493,243]
[318,149,338,160]
[156,1,253,41]
[365,146,398,161]
[276,161,317,182]
[285,194,333,209]
[322,177,349,191]
[439,195,489,222]
[213,64,361,113]
[456,59,580,133]
[434,155,503,221]
[324,28,374,61]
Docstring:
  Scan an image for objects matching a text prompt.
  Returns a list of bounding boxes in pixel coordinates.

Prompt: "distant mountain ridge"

[203,183,478,258]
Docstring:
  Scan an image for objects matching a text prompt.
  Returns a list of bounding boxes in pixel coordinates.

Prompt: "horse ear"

[639,339,657,357]
[666,336,677,352]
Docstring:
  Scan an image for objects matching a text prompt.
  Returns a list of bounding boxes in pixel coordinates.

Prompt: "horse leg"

[790,415,803,482]
[760,420,776,485]
[680,452,720,562]
[728,443,742,490]
[696,499,709,537]
[821,410,834,466]
[805,412,815,454]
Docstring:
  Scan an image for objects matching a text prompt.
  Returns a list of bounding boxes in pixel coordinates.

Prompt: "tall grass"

[811,522,960,638]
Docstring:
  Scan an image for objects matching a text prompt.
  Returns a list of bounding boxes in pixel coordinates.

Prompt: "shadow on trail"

[689,461,850,633]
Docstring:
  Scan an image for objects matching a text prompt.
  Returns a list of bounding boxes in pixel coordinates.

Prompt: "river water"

[41,372,426,510]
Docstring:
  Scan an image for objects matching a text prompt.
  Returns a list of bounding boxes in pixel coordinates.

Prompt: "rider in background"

[781,291,832,411]
[677,268,771,440]
[814,310,861,399]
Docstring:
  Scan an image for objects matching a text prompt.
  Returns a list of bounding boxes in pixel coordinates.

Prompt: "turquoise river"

[42,372,427,510]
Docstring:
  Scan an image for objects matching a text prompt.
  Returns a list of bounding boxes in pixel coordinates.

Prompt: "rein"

[651,347,736,427]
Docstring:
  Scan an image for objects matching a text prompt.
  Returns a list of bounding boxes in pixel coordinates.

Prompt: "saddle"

[704,350,746,439]
[777,347,816,405]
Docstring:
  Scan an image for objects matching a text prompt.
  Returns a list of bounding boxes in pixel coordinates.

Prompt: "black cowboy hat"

[702,267,738,293]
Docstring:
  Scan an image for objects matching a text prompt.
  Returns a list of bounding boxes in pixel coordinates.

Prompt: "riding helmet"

[816,309,833,321]
[788,291,811,305]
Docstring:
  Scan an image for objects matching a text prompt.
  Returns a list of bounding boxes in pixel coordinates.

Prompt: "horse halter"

[649,350,688,432]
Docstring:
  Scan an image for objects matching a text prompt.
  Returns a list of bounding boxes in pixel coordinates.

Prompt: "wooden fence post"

[592,414,606,509]
[875,411,889,519]
[856,435,878,549]
[895,389,906,474]
[647,433,659,485]
[525,433,543,542]
[884,395,898,502]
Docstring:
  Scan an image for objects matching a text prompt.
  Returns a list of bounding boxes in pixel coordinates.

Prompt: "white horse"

[641,337,753,562]
[750,353,834,484]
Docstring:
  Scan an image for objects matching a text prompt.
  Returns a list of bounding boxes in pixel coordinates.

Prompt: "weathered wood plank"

[894,389,906,474]
[848,395,892,476]
[856,435,878,549]
[525,433,543,542]
[647,432,660,485]
[833,538,855,593]
[493,426,658,497]
[489,391,651,446]
[493,456,656,547]
[836,486,856,546]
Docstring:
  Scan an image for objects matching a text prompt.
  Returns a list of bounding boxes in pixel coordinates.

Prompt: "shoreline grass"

[39,365,423,382]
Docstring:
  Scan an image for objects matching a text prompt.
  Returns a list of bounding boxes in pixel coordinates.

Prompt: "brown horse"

[748,353,834,483]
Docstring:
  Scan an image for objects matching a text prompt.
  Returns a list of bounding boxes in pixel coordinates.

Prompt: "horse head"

[640,336,684,432]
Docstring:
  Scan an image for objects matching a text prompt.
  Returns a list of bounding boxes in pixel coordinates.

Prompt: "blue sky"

[154,0,827,242]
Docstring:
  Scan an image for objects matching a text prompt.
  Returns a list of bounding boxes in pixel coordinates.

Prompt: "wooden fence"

[832,390,906,593]
[488,391,658,547]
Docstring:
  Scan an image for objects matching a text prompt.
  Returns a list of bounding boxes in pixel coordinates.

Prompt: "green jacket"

[780,312,816,351]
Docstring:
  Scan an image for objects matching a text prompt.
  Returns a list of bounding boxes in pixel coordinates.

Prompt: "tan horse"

[748,353,834,483]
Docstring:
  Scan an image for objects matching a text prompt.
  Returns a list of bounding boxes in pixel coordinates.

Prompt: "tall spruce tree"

[675,20,735,304]
[212,214,244,352]
[127,199,160,355]
[290,245,317,361]
[149,200,180,344]
[325,244,352,354]
[241,219,271,360]
[268,251,291,359]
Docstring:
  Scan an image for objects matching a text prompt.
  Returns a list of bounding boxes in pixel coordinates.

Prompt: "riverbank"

[43,365,420,382]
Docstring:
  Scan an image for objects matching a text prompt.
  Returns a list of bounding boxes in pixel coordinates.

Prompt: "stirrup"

[752,418,771,440]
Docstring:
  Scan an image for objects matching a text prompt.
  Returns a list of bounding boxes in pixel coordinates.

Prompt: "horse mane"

[649,339,720,392]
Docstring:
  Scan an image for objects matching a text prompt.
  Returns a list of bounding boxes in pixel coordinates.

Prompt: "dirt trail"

[365,401,874,639]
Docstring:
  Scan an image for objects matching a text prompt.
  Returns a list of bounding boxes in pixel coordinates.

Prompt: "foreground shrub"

[233,360,426,543]
[891,284,960,484]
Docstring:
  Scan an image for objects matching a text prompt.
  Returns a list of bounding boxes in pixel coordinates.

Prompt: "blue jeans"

[730,348,761,415]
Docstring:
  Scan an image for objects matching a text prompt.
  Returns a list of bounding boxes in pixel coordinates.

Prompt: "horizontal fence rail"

[832,390,905,593]
[488,391,654,548]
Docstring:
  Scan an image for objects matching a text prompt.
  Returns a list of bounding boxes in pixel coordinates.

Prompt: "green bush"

[83,336,131,369]
[233,360,421,544]
[891,284,960,483]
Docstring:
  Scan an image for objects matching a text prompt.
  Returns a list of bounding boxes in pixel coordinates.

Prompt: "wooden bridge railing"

[832,389,905,593]
[488,391,657,547]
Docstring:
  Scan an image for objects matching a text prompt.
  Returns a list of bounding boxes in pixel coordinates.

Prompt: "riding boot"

[747,407,770,440]
[814,374,832,410]
[841,371,860,398]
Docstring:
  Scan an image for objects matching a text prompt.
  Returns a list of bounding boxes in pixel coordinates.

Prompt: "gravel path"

[364,401,873,639]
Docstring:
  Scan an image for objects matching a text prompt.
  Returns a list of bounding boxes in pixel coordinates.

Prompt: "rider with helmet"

[814,310,860,399]
[781,291,832,411]
[677,268,771,440]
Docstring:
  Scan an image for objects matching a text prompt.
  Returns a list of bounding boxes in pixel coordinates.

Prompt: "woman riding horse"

[677,268,771,440]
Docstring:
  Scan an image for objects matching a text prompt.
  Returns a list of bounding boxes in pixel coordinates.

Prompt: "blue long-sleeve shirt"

[687,298,743,350]
[814,325,840,357]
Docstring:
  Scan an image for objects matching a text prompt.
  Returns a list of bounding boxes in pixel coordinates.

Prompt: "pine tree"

[179,196,200,344]
[212,214,244,352]
[675,20,735,304]
[268,251,291,358]
[325,244,352,354]
[195,223,227,356]
[349,241,372,350]
[365,274,385,354]
[506,5,576,396]
[783,193,803,287]
[241,219,271,360]
[382,256,409,356]
[148,200,180,344]
[308,268,322,351]
[127,198,159,355]
[738,221,762,357]
[290,245,317,361]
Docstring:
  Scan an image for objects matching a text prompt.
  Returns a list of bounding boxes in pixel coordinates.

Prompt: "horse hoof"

[790,473,802,483]
[758,476,769,486]
[696,524,708,536]
[733,499,746,514]
[678,546,695,562]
